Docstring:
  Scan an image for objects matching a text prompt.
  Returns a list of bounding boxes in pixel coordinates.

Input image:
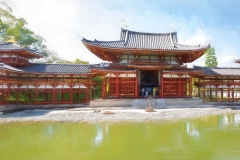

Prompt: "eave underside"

[0,50,43,58]
[83,43,208,63]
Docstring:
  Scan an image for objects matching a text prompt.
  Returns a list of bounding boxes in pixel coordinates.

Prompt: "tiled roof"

[82,28,209,51]
[194,66,240,76]
[0,42,24,50]
[235,58,240,63]
[0,63,94,74]
[21,64,92,73]
[0,42,43,57]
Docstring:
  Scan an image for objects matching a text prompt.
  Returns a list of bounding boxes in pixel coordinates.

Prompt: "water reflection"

[44,125,54,137]
[1,114,240,160]
[186,122,200,137]
[234,114,240,124]
[219,114,240,126]
[93,124,103,146]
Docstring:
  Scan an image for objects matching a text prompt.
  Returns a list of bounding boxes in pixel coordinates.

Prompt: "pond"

[1,114,240,160]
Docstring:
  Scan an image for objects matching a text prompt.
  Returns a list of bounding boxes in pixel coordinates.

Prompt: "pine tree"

[205,47,218,67]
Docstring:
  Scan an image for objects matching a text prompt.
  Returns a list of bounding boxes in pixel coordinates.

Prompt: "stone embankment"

[0,98,240,123]
[0,107,239,123]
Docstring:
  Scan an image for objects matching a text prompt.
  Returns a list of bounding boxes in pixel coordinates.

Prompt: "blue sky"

[3,0,240,67]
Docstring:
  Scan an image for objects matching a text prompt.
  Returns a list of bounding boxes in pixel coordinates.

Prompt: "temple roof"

[0,63,94,74]
[194,66,240,76]
[235,58,240,64]
[82,28,209,51]
[0,42,43,58]
[0,63,23,72]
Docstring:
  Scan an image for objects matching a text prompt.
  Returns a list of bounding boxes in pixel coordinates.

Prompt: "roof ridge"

[95,40,124,43]
[82,38,124,43]
[0,42,23,48]
[122,29,177,35]
[0,42,15,45]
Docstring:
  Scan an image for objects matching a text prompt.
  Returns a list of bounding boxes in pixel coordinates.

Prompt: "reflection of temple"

[1,28,240,107]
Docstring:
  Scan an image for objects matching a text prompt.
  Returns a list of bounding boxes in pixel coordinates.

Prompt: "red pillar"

[135,71,138,97]
[85,90,89,103]
[6,86,10,108]
[35,85,38,106]
[203,87,206,103]
[116,74,119,97]
[46,93,48,103]
[70,77,73,105]
[215,85,218,102]
[227,85,230,102]
[221,88,223,100]
[70,87,73,105]
[101,77,106,99]
[160,72,164,98]
[52,85,56,105]
[190,78,192,97]
[17,85,20,107]
[178,76,181,97]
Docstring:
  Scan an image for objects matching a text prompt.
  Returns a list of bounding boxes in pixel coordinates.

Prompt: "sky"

[2,0,240,67]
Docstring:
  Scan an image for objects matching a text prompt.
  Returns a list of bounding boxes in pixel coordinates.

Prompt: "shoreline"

[0,107,240,123]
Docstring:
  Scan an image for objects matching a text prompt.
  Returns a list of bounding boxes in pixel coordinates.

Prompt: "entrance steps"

[90,98,204,108]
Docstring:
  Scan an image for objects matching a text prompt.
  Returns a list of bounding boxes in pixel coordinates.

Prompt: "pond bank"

[0,107,240,123]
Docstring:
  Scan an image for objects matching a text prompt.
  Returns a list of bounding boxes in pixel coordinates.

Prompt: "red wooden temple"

[82,28,210,98]
[0,43,96,106]
[1,29,240,108]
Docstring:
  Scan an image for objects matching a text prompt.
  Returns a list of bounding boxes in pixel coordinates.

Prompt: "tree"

[0,2,88,64]
[58,58,89,64]
[0,2,45,47]
[93,76,103,98]
[205,47,218,67]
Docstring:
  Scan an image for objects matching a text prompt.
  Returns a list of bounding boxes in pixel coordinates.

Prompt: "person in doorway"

[145,90,148,97]
[153,87,156,96]
[141,88,145,97]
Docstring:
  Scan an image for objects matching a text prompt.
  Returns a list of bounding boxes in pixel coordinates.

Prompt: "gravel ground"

[0,107,240,123]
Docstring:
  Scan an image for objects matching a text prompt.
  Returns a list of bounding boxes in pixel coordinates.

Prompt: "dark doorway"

[140,70,159,97]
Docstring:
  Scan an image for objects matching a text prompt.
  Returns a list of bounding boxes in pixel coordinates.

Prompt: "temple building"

[0,43,96,106]
[1,29,240,108]
[82,28,210,98]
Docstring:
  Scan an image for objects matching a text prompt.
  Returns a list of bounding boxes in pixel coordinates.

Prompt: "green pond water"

[1,114,240,160]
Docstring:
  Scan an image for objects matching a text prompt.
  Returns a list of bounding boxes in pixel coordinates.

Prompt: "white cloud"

[2,0,240,67]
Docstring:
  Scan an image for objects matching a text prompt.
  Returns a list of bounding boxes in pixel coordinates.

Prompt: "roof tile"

[82,28,209,51]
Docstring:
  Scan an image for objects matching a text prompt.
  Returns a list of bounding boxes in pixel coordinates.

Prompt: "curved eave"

[91,69,136,74]
[126,64,172,70]
[0,49,43,58]
[201,74,240,77]
[235,59,240,64]
[82,40,210,62]
[163,70,204,75]
[24,49,44,58]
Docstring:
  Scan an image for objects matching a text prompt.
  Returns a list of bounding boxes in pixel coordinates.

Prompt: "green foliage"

[0,2,88,64]
[52,58,89,64]
[0,2,44,46]
[205,47,218,67]
[93,76,103,98]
